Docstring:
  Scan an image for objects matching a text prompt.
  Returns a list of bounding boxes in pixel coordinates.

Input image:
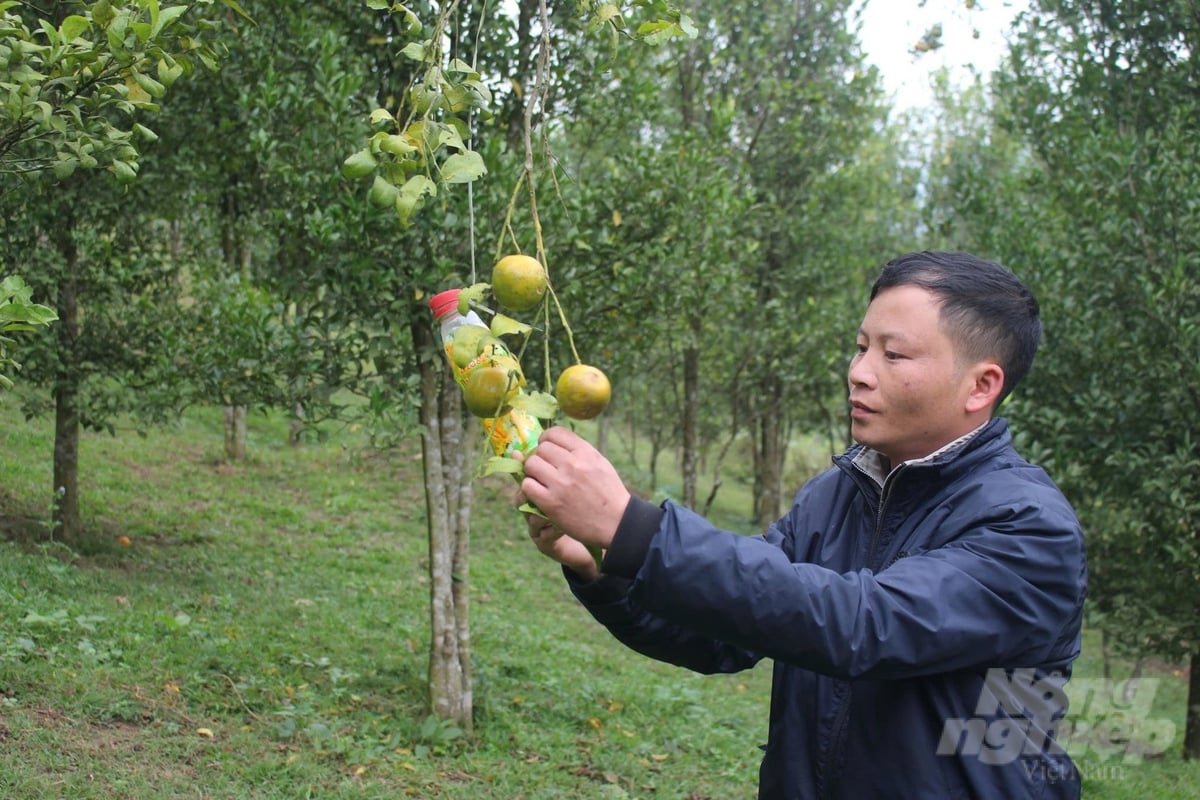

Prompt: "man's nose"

[848,355,873,388]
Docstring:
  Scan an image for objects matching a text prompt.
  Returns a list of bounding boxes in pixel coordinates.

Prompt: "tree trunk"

[753,373,786,528]
[219,177,251,462]
[288,401,305,446]
[223,405,247,461]
[1185,649,1200,760]
[286,302,305,446]
[700,425,739,518]
[648,436,664,494]
[503,0,539,154]
[414,315,474,732]
[50,222,82,544]
[681,340,699,510]
[596,408,610,455]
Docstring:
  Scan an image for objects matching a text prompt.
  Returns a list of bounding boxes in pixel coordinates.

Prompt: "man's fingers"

[523,441,568,486]
[525,428,593,483]
[540,425,585,450]
[528,438,565,465]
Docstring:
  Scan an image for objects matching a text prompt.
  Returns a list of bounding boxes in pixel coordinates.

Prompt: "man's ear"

[965,362,1005,414]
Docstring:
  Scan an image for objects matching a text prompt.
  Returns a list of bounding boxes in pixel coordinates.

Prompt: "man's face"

[848,284,981,464]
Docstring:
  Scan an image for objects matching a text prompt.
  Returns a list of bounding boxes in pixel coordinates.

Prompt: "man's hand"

[520,426,631,552]
[520,509,600,581]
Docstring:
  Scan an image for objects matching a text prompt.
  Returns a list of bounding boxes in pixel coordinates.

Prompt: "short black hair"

[870,251,1042,409]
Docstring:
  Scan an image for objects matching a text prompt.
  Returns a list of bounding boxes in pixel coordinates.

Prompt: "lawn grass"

[1,395,1197,798]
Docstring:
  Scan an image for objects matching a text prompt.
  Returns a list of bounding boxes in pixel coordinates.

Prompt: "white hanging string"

[466,0,489,285]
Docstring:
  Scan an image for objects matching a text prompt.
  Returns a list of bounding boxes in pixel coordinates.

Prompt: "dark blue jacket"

[568,419,1087,799]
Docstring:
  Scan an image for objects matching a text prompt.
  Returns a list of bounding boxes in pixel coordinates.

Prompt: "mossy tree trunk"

[753,372,787,529]
[680,339,699,510]
[1186,649,1200,760]
[50,219,82,545]
[414,316,474,732]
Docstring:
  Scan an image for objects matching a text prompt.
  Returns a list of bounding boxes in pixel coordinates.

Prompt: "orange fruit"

[555,364,611,420]
[463,365,519,418]
[485,351,527,386]
[491,254,548,312]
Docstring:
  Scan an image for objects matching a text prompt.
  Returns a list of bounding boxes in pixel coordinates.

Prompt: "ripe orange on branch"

[491,254,548,312]
[555,364,611,420]
[464,365,519,418]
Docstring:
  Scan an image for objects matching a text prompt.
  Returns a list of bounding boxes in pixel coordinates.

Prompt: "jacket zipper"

[866,465,903,570]
[821,465,904,799]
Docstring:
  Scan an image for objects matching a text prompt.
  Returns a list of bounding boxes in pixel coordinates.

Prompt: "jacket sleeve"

[566,571,764,674]
[563,498,763,675]
[616,488,1086,681]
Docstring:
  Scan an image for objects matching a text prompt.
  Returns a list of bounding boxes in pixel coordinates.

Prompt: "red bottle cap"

[429,289,461,321]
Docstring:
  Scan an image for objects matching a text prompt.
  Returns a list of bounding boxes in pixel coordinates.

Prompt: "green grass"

[0,396,1197,798]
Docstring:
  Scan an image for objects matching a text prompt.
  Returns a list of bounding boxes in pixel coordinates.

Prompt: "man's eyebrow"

[857,329,907,344]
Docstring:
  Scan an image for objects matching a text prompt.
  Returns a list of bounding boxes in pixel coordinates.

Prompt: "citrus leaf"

[60,15,90,41]
[377,133,417,156]
[440,151,486,184]
[395,174,436,225]
[482,456,524,478]
[53,157,78,179]
[110,160,138,184]
[219,0,253,22]
[133,71,166,99]
[459,282,491,313]
[446,59,480,78]
[341,148,377,179]
[157,57,184,86]
[151,5,188,38]
[593,3,621,26]
[125,75,152,104]
[0,303,58,326]
[399,41,428,63]
[399,7,422,34]
[636,19,684,46]
[437,125,467,152]
[490,314,532,338]
[511,391,558,419]
[368,175,399,208]
[1,275,33,301]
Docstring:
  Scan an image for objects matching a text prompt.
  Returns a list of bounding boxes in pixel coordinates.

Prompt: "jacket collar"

[848,419,1002,489]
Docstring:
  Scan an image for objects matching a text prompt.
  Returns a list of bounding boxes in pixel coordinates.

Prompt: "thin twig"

[216,672,263,723]
[525,0,581,366]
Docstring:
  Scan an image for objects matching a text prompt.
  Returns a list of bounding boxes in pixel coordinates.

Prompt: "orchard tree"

[927,0,1200,759]
[547,1,917,524]
[662,0,905,525]
[138,2,385,458]
[350,0,697,730]
[0,0,228,179]
[0,0,237,545]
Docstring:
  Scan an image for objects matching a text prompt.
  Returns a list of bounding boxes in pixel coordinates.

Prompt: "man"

[520,251,1087,799]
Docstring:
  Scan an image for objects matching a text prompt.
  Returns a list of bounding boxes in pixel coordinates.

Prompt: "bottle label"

[482,409,541,459]
[442,341,541,459]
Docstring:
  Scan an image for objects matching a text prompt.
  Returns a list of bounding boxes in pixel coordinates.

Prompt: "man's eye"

[854,343,867,355]
[884,350,903,361]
